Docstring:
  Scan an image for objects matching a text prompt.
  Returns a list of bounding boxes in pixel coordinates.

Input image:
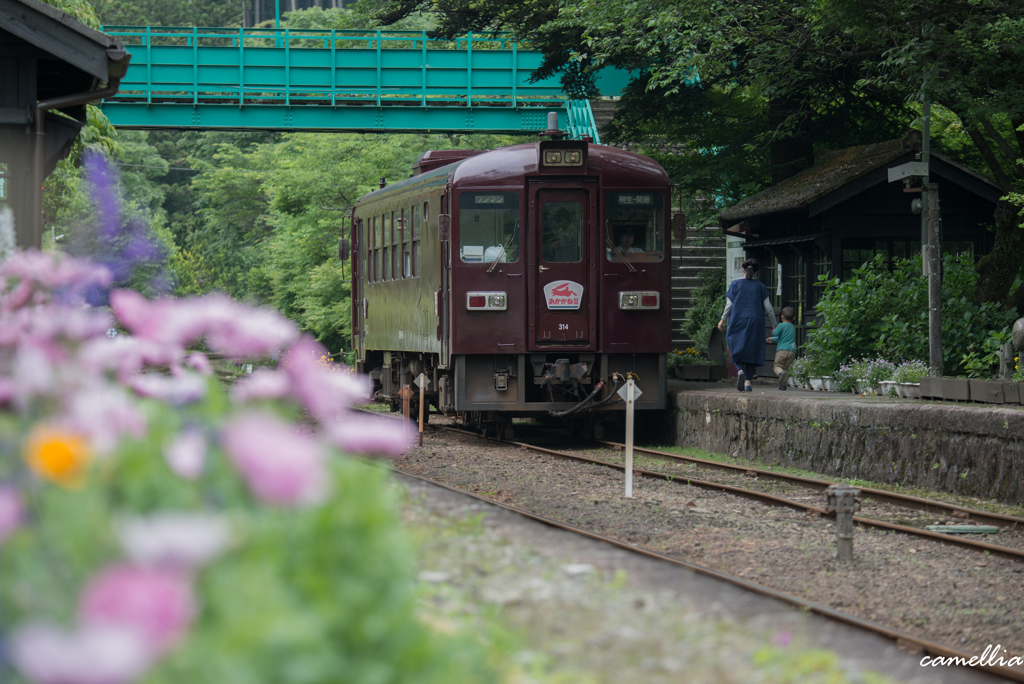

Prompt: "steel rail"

[387,463,1024,683]
[435,425,1024,562]
[596,440,1024,530]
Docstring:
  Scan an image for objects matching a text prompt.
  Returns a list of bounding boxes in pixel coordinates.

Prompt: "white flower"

[115,513,232,571]
[10,622,153,684]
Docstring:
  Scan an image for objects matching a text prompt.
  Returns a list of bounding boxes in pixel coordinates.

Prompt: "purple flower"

[9,622,153,684]
[283,337,370,421]
[772,630,792,647]
[116,513,232,571]
[163,429,206,481]
[325,414,415,456]
[0,485,24,544]
[79,564,195,655]
[220,412,328,507]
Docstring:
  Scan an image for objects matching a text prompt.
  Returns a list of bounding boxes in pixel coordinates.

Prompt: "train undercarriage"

[360,350,666,440]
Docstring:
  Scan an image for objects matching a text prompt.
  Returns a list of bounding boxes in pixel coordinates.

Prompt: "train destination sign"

[543,280,583,310]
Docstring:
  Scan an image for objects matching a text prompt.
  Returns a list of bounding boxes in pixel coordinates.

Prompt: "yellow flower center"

[24,426,91,487]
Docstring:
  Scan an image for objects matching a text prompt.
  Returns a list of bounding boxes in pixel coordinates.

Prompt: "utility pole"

[887,95,943,376]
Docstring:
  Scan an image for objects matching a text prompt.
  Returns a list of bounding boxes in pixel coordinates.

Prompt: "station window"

[412,203,421,277]
[459,192,520,264]
[605,192,665,262]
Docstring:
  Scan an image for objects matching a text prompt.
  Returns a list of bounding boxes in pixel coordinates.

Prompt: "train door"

[353,215,366,362]
[529,184,597,350]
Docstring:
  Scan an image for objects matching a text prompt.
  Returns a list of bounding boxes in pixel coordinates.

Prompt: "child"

[767,307,797,390]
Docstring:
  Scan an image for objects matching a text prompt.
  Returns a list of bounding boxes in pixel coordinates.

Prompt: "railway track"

[355,408,1024,679]
[386,424,1024,682]
[439,423,1024,562]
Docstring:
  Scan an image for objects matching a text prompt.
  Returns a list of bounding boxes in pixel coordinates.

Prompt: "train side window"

[401,208,411,278]
[412,204,421,277]
[459,192,520,264]
[605,192,665,263]
[383,213,391,280]
[376,215,383,281]
[359,218,366,281]
[423,200,429,223]
[370,216,377,282]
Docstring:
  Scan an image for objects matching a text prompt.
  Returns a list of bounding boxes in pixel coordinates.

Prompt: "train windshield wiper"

[606,232,636,273]
[487,219,518,274]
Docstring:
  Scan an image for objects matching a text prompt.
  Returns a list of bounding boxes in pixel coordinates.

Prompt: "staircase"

[671,228,726,350]
[588,98,619,141]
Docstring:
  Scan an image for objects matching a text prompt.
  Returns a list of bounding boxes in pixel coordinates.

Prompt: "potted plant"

[669,347,714,380]
[789,356,811,389]
[893,359,928,398]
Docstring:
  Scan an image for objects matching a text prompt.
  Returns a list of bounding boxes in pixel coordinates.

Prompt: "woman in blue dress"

[717,258,777,391]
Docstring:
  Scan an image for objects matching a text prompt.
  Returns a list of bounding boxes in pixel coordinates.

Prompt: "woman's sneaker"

[736,371,745,392]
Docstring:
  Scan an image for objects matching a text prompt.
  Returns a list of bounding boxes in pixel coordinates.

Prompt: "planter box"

[856,379,876,395]
[969,378,1004,404]
[822,377,837,392]
[677,365,711,381]
[879,380,897,397]
[809,377,824,391]
[919,376,939,399]
[896,382,922,399]
[1003,381,1020,404]
[935,377,970,402]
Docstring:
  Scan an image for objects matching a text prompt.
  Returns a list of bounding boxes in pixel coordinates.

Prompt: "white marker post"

[414,372,431,447]
[617,378,642,498]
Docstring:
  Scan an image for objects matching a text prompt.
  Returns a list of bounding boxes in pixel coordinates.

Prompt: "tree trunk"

[974,201,1024,307]
[768,95,814,185]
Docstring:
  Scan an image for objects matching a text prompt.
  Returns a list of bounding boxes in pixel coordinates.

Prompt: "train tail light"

[467,292,507,311]
[619,291,660,310]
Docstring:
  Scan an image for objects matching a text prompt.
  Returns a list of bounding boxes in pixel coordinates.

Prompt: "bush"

[682,267,726,359]
[805,254,1017,375]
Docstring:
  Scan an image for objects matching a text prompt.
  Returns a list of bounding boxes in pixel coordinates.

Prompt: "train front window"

[542,201,583,263]
[459,192,520,264]
[605,192,664,262]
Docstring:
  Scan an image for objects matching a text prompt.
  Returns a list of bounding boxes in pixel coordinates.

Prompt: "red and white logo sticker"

[544,280,583,310]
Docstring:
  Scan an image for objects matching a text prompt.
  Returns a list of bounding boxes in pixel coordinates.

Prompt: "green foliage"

[892,360,929,384]
[681,267,726,359]
[1,390,498,684]
[93,0,244,27]
[666,347,705,368]
[805,254,1017,375]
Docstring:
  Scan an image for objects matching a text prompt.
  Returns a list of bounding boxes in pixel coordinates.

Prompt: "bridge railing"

[101,26,584,109]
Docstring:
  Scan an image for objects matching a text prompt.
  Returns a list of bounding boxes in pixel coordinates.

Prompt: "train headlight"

[619,291,660,310]
[467,291,508,311]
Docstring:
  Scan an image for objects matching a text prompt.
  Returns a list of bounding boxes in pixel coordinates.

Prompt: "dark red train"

[345,129,674,437]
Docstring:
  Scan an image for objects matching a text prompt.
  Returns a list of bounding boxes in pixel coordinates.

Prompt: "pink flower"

[127,373,207,406]
[164,429,206,480]
[0,377,15,406]
[110,290,298,358]
[283,337,370,421]
[79,565,195,655]
[0,251,112,312]
[65,384,147,456]
[79,337,183,382]
[0,485,24,544]
[9,622,153,684]
[220,412,328,506]
[772,630,792,647]
[231,368,292,403]
[184,352,212,376]
[116,513,231,570]
[325,414,415,456]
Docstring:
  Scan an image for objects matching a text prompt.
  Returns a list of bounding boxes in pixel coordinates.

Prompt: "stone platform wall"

[667,391,1024,505]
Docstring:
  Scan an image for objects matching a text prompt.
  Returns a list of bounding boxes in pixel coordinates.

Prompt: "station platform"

[664,378,1024,506]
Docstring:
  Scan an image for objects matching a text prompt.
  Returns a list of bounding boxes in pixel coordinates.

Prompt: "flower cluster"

[892,359,929,384]
[667,347,707,368]
[0,247,416,684]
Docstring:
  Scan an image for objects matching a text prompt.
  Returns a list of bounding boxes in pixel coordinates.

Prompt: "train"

[343,123,677,438]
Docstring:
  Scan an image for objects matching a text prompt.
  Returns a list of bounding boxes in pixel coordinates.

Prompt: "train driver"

[609,228,645,259]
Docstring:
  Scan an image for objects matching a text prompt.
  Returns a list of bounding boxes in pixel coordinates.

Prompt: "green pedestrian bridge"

[98,26,631,141]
